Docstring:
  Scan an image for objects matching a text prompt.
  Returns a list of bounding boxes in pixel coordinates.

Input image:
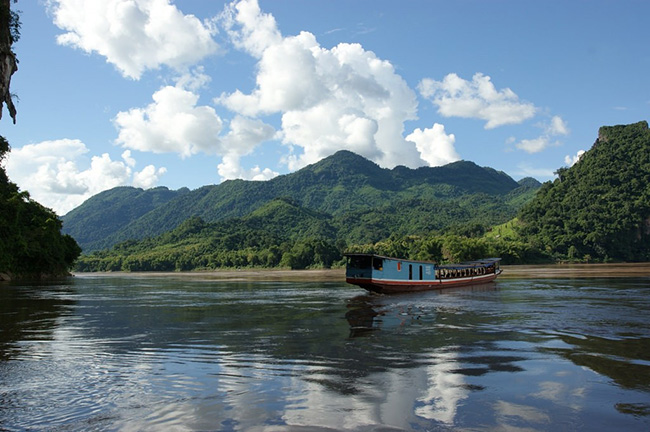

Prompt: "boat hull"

[346,270,502,294]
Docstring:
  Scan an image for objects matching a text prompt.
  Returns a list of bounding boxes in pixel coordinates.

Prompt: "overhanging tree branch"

[0,0,19,124]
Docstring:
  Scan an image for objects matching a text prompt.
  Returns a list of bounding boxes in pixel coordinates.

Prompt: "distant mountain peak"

[311,150,385,174]
[64,150,527,251]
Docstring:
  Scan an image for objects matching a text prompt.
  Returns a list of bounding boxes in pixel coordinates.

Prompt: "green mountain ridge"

[1,137,81,279]
[64,150,529,252]
[71,121,650,271]
[519,120,650,261]
[62,186,189,251]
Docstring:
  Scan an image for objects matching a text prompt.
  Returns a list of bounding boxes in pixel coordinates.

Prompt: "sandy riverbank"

[74,262,650,282]
[73,268,345,282]
[499,262,650,278]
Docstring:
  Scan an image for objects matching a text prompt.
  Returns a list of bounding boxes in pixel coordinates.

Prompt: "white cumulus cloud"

[133,164,167,188]
[516,137,554,154]
[220,0,282,58]
[565,149,585,166]
[547,115,570,136]
[47,0,219,79]
[418,73,537,129]
[514,116,569,154]
[218,0,425,171]
[4,139,166,215]
[217,115,278,181]
[114,84,224,157]
[406,124,460,167]
[218,153,278,181]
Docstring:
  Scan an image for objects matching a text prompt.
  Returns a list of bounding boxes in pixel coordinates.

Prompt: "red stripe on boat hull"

[346,270,501,294]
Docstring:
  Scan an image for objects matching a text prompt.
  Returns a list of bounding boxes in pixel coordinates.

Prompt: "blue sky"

[2,0,648,215]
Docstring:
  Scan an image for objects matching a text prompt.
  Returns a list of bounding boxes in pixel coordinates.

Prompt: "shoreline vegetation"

[71,262,650,282]
[68,122,650,275]
[1,4,649,286]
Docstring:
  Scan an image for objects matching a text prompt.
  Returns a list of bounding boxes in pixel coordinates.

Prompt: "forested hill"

[0,137,81,279]
[518,120,650,261]
[63,150,533,252]
[0,4,81,280]
[62,186,189,253]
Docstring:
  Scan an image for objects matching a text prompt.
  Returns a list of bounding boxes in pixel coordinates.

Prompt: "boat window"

[419,266,423,280]
[349,255,372,269]
[409,264,413,280]
[372,257,383,271]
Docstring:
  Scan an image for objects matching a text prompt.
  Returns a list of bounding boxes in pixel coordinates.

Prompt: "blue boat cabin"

[346,254,436,282]
[344,253,502,294]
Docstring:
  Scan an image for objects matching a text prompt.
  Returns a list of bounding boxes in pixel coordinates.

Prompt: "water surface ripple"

[1,275,649,431]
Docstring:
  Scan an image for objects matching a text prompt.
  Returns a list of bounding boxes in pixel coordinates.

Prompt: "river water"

[1,272,649,431]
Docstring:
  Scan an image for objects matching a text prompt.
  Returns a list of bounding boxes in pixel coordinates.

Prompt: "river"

[1,267,649,431]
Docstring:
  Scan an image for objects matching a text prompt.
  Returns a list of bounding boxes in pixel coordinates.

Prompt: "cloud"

[406,123,460,166]
[121,149,136,167]
[418,73,537,129]
[220,0,282,58]
[4,139,165,215]
[218,153,278,181]
[114,63,281,182]
[218,0,425,171]
[564,149,585,166]
[514,116,569,154]
[174,66,212,92]
[133,164,167,188]
[516,137,555,153]
[218,31,327,116]
[546,115,570,136]
[114,84,224,157]
[48,0,219,79]
[217,115,278,181]
[515,162,555,179]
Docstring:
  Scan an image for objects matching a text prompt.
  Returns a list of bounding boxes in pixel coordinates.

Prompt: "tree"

[0,0,19,123]
[0,3,82,278]
[518,122,650,261]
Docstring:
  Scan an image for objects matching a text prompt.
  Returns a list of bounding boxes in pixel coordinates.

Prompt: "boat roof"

[437,258,501,269]
[344,253,501,268]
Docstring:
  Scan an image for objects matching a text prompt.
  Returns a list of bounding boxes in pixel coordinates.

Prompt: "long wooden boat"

[344,253,502,294]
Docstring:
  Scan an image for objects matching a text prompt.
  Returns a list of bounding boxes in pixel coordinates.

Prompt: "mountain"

[76,198,340,271]
[63,150,527,252]
[72,121,650,270]
[517,177,542,189]
[518,121,650,261]
[243,197,338,241]
[505,177,543,208]
[62,186,189,252]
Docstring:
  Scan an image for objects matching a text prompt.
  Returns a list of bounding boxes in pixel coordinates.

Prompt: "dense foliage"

[0,4,81,279]
[74,122,650,271]
[76,199,340,271]
[62,186,189,251]
[518,121,650,262]
[75,183,539,271]
[0,137,81,278]
[63,151,528,252]
[75,200,545,272]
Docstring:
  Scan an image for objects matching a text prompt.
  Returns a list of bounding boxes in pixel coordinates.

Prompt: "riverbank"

[73,262,650,282]
[500,262,650,278]
[0,271,74,282]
